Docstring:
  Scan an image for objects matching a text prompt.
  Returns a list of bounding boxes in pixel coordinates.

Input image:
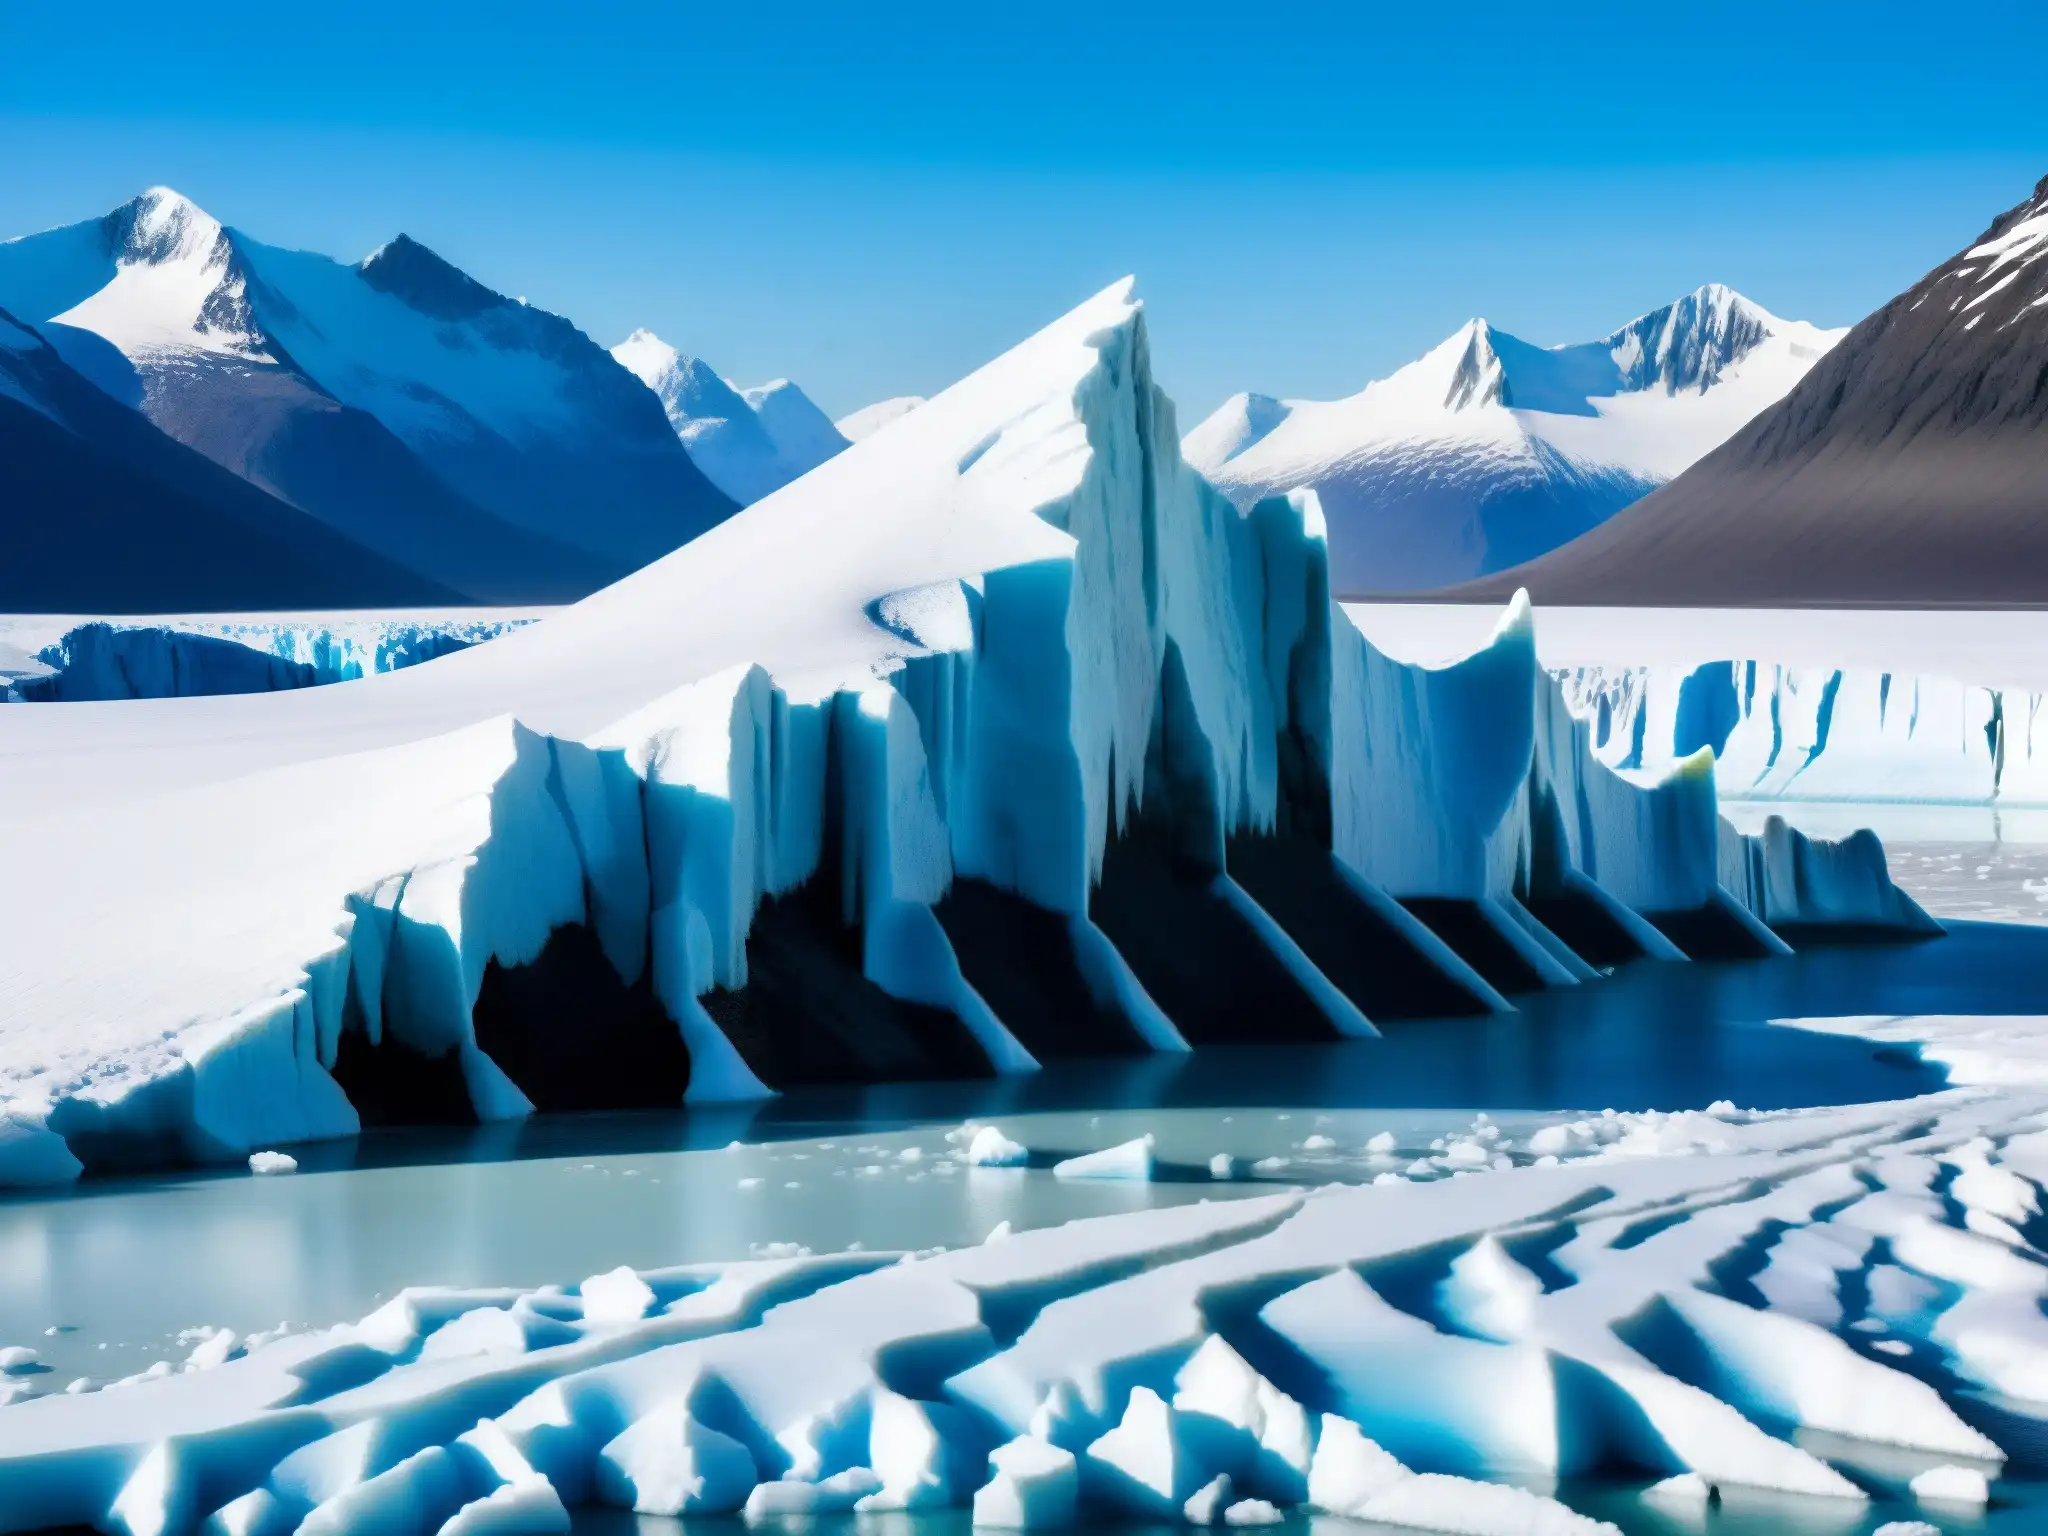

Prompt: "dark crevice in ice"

[1397,899,1551,994]
[1226,836,1495,1019]
[1089,839,1345,1044]
[1521,889,1650,968]
[1642,902,1785,961]
[703,876,995,1087]
[329,1025,476,1128]
[472,924,691,1111]
[1088,639,1351,1044]
[934,878,1149,1057]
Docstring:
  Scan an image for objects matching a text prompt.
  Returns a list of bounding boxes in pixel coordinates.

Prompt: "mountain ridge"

[1441,175,2048,607]
[1188,284,1842,594]
[0,187,738,606]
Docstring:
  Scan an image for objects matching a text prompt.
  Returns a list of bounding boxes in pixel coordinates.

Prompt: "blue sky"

[3,1,2043,420]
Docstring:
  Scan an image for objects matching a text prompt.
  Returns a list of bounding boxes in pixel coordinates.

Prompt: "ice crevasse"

[0,278,1936,1187]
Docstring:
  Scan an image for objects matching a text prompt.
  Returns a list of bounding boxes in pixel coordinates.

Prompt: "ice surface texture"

[5,1058,2046,1533]
[0,280,1931,1186]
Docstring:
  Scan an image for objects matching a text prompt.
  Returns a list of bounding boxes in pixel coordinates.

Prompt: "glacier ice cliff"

[1,615,535,703]
[1560,660,2048,808]
[0,281,1935,1188]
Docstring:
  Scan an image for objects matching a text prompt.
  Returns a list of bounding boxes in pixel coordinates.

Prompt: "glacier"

[0,279,1932,1191]
[0,613,537,703]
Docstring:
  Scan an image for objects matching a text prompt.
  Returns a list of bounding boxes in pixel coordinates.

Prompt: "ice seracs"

[1186,285,1843,594]
[0,277,1930,1189]
[612,328,847,503]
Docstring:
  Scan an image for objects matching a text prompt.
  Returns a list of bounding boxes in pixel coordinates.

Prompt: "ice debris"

[1052,1135,1154,1181]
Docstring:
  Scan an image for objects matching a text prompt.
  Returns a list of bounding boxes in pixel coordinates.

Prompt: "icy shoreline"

[5,1010,2047,1533]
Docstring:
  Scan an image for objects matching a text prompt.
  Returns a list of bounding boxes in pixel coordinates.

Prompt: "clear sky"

[3,1,2043,422]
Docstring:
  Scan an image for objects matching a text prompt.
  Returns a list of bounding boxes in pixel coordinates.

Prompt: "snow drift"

[0,279,1931,1187]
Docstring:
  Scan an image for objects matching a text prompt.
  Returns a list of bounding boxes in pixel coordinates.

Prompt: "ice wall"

[1559,661,2048,807]
[1,615,535,702]
[0,283,1935,1187]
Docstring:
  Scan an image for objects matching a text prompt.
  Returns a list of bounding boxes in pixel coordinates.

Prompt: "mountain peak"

[1443,320,1511,410]
[1606,284,1775,394]
[357,234,507,322]
[109,186,225,267]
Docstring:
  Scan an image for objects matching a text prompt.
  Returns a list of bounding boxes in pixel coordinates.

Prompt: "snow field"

[0,279,1932,1187]
[8,1035,2048,1532]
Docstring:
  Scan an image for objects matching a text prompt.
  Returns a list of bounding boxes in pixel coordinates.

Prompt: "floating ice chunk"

[1366,1132,1398,1155]
[579,1266,655,1326]
[1183,1473,1233,1524]
[1306,1415,1410,1514]
[0,1345,40,1373]
[1527,1125,1573,1156]
[1911,1463,1991,1505]
[967,1126,1029,1167]
[1255,1156,1290,1174]
[1642,1471,1712,1506]
[1302,1134,1336,1151]
[738,1177,763,1190]
[1210,1154,1235,1179]
[248,1151,298,1175]
[1872,1524,1942,1536]
[1053,1136,1154,1181]
[742,1467,881,1517]
[972,1437,1078,1528]
[985,1221,1015,1244]
[1224,1497,1284,1524]
[182,1327,238,1371]
[597,1403,759,1514]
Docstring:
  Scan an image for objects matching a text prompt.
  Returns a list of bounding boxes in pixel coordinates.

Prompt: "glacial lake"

[8,923,2048,1534]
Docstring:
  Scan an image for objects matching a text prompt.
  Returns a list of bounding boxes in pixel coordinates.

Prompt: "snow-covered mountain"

[613,329,848,503]
[0,188,738,602]
[837,394,926,441]
[0,299,458,611]
[1187,285,1843,595]
[1454,176,2048,607]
